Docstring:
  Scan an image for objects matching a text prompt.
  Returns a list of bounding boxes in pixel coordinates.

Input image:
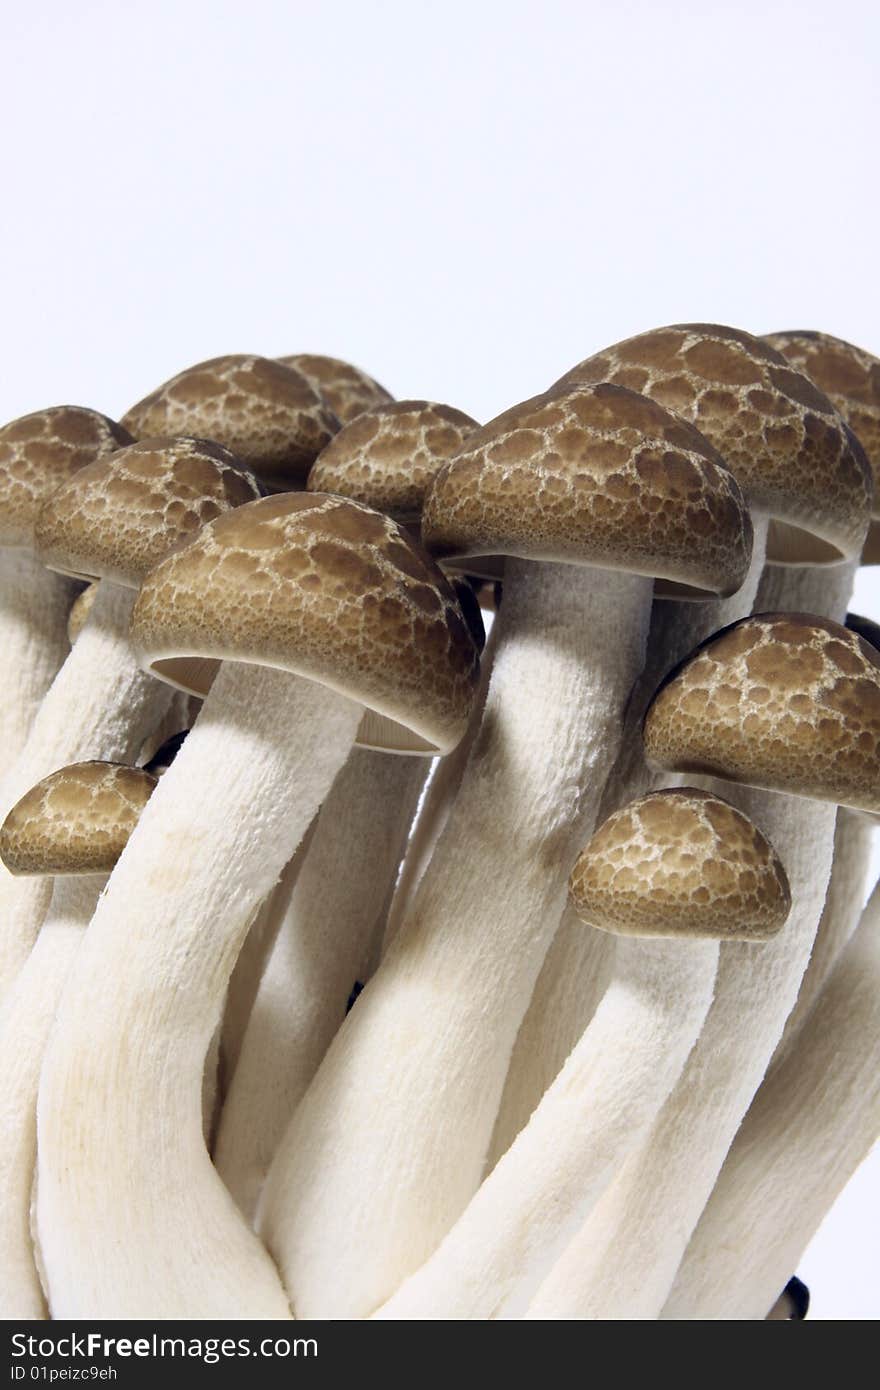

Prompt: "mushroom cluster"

[0,333,877,1321]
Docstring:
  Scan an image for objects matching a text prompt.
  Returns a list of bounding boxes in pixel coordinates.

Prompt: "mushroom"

[525,608,878,1319]
[763,330,880,561]
[257,382,753,1319]
[121,354,339,489]
[375,789,789,1320]
[276,353,393,424]
[0,407,131,784]
[492,321,870,1164]
[36,492,480,1319]
[663,877,880,1319]
[0,438,261,1000]
[0,761,156,1319]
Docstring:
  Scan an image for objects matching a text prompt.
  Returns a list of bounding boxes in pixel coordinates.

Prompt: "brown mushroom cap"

[131,492,482,756]
[277,354,392,425]
[34,437,262,588]
[0,407,132,549]
[643,613,880,813]
[120,355,340,492]
[554,324,872,566]
[307,400,479,524]
[421,382,753,599]
[0,761,156,876]
[764,330,880,562]
[568,787,791,941]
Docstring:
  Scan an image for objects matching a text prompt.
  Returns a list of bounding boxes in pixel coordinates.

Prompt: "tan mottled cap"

[764,330,880,562]
[308,401,479,524]
[35,437,262,588]
[421,382,753,598]
[67,582,99,644]
[569,787,791,941]
[131,493,482,755]
[0,761,156,876]
[278,354,393,425]
[0,406,132,549]
[120,355,340,491]
[555,324,872,565]
[644,613,880,813]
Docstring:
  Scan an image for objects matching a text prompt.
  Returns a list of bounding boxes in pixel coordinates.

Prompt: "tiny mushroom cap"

[422,381,753,599]
[307,401,480,525]
[0,406,132,550]
[568,788,791,942]
[554,323,872,567]
[0,761,156,877]
[277,354,393,425]
[131,492,482,756]
[764,331,880,561]
[643,613,880,815]
[35,438,262,588]
[120,355,339,492]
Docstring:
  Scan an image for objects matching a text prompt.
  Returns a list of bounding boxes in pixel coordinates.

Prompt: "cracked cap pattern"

[277,354,393,424]
[131,492,481,755]
[0,761,156,876]
[764,330,880,561]
[422,381,752,598]
[569,787,791,941]
[308,400,479,522]
[120,355,340,491]
[555,324,871,565]
[644,613,880,813]
[35,438,262,588]
[0,407,132,549]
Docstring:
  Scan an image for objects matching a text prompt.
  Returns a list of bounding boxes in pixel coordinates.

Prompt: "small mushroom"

[37,493,480,1318]
[0,407,131,786]
[377,789,788,1320]
[277,353,392,424]
[257,382,753,1320]
[121,354,339,490]
[0,762,155,1319]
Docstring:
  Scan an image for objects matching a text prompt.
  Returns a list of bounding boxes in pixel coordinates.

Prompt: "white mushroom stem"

[772,806,873,1067]
[662,878,880,1320]
[0,583,173,1000]
[0,874,105,1320]
[37,662,362,1318]
[258,561,652,1319]
[214,747,427,1221]
[376,935,717,1319]
[0,551,76,785]
[491,520,769,1163]
[525,559,855,1321]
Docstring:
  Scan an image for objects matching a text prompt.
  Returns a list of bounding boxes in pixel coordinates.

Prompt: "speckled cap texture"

[131,492,482,755]
[121,355,339,491]
[0,406,132,549]
[569,787,791,941]
[555,324,872,566]
[644,613,880,814]
[422,381,753,598]
[764,330,880,562]
[0,761,156,876]
[277,354,393,425]
[35,438,262,588]
[308,400,479,523]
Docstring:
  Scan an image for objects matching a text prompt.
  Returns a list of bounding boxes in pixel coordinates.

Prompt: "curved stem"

[37,662,362,1319]
[0,875,104,1320]
[214,747,427,1221]
[376,936,717,1319]
[258,561,652,1319]
[662,879,880,1320]
[0,583,173,1002]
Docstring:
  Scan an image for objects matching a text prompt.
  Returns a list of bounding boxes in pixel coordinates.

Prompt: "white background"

[2,0,878,1319]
